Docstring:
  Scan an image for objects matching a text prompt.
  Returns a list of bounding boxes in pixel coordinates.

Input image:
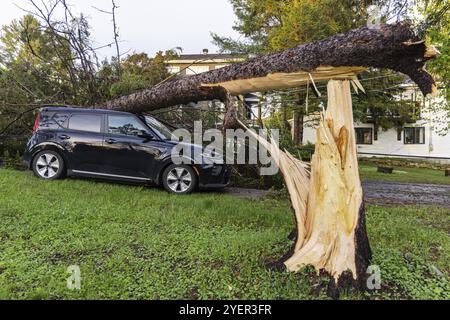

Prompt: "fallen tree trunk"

[104,22,437,114]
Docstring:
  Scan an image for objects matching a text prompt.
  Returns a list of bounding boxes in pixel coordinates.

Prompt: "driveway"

[363,181,450,207]
[224,181,450,207]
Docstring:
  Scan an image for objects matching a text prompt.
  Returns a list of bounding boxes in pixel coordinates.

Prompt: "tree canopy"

[0,6,175,139]
[212,0,370,55]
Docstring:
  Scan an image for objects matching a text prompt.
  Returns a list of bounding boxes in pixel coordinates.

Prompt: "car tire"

[162,164,197,195]
[32,150,65,180]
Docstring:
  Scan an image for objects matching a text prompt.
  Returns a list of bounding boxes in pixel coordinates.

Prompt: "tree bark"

[102,23,437,114]
[292,93,305,146]
[298,112,304,146]
[257,100,263,128]
[281,106,287,130]
[292,111,301,145]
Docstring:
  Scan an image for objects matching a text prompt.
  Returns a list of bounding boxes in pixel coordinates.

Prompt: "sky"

[0,0,241,58]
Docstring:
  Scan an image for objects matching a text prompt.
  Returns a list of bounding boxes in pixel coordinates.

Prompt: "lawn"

[360,162,450,185]
[0,169,449,300]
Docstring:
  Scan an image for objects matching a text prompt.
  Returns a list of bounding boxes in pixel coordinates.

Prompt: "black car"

[23,106,230,194]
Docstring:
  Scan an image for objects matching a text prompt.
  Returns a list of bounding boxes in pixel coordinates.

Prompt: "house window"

[404,127,425,144]
[186,66,210,75]
[355,128,373,145]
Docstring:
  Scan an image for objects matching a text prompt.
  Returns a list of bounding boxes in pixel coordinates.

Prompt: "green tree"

[0,4,174,148]
[417,0,450,133]
[212,0,370,54]
[0,15,64,139]
[107,51,175,98]
[420,0,449,96]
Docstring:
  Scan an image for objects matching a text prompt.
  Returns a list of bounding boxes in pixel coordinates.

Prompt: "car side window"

[40,113,70,130]
[108,115,148,137]
[68,114,102,133]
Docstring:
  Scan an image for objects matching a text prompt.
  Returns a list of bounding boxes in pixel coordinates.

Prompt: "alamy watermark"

[67,265,81,290]
[366,265,382,290]
[170,121,279,176]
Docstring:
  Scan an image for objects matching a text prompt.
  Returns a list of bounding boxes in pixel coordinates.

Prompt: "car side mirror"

[138,132,154,141]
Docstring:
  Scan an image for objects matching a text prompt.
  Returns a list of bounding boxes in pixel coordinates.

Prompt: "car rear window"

[39,113,70,130]
[68,114,102,133]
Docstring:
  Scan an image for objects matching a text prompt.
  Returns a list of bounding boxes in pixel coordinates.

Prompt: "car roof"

[41,105,133,116]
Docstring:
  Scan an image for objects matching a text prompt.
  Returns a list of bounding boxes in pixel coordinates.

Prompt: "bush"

[2,149,26,170]
[0,138,27,171]
[229,142,316,190]
[230,164,285,190]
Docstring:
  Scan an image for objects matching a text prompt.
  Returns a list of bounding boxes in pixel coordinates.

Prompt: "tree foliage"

[107,52,174,98]
[420,0,449,96]
[212,0,370,54]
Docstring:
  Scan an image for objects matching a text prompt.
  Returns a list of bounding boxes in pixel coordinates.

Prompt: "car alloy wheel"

[166,167,193,193]
[33,152,63,180]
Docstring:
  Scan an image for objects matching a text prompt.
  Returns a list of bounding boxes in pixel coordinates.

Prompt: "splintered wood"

[206,67,366,95]
[244,80,365,282]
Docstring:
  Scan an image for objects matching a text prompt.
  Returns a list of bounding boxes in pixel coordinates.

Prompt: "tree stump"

[243,80,372,296]
[283,80,371,290]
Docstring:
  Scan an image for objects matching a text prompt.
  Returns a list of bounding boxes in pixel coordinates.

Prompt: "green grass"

[360,162,450,185]
[0,169,449,300]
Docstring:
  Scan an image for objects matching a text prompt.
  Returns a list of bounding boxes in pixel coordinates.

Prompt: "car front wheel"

[32,151,65,180]
[162,164,197,195]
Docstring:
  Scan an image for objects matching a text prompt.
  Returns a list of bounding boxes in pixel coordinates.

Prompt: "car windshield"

[144,116,174,140]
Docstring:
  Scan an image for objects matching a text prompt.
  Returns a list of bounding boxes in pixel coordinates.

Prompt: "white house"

[166,49,242,76]
[301,83,450,164]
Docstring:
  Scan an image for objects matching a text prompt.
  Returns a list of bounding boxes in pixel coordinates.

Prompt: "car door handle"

[59,134,71,140]
[105,138,117,144]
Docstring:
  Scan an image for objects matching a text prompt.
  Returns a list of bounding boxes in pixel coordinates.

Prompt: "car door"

[102,114,162,180]
[61,113,105,172]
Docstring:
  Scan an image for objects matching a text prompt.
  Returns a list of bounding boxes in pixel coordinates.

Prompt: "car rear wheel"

[32,151,65,180]
[162,164,197,195]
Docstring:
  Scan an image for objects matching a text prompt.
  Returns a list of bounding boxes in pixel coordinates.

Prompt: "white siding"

[214,65,228,70]
[298,84,450,163]
[186,66,210,75]
[167,66,180,74]
[302,120,450,163]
